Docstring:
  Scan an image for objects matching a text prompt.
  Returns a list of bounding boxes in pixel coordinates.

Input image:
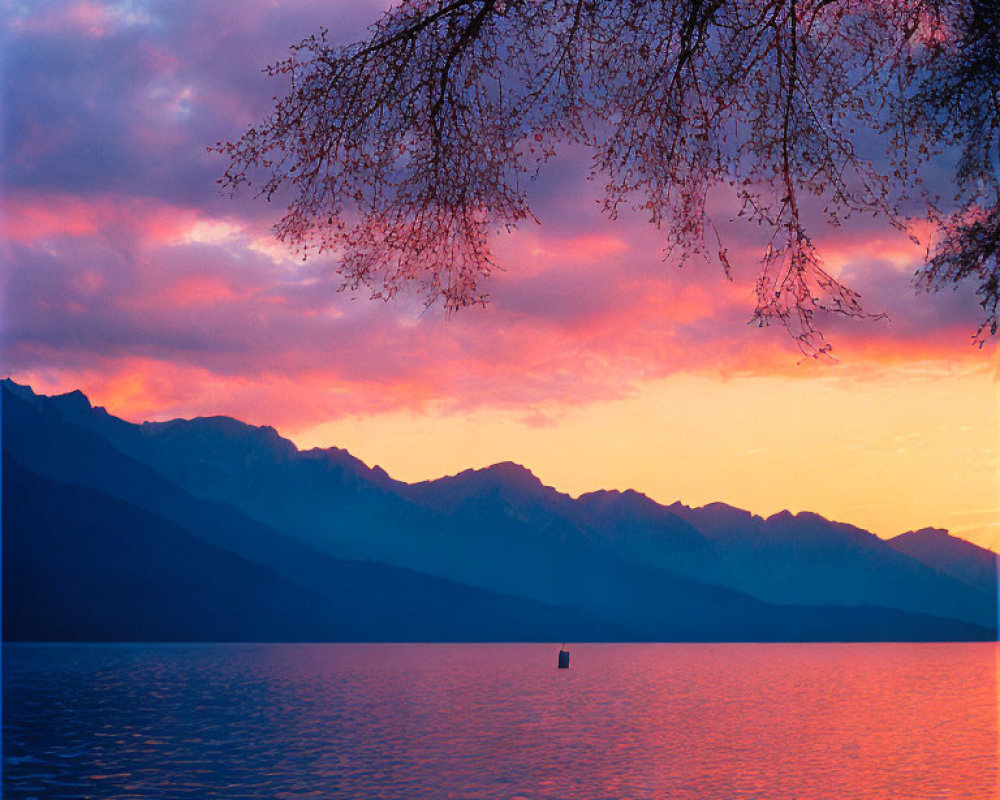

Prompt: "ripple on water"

[3,642,998,800]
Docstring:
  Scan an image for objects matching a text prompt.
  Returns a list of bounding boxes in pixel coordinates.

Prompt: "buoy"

[557,645,570,669]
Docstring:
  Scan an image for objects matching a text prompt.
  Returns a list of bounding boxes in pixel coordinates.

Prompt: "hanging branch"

[215,0,992,352]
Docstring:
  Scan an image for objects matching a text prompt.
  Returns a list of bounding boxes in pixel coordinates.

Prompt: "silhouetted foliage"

[217,0,999,353]
[911,0,1000,339]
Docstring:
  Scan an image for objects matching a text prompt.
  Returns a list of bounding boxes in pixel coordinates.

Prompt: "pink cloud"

[520,411,558,429]
[5,2,147,38]
[4,183,993,435]
[1,193,212,246]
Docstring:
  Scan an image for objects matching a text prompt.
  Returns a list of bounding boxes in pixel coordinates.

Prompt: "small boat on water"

[557,645,570,669]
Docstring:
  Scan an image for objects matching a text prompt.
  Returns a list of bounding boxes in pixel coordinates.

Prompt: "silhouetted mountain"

[574,489,735,587]
[4,393,771,638]
[56,401,436,566]
[888,528,998,597]
[401,461,553,512]
[3,379,994,642]
[669,503,994,628]
[1,390,639,642]
[4,456,336,642]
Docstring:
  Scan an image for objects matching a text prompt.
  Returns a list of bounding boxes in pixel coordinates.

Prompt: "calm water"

[3,643,997,799]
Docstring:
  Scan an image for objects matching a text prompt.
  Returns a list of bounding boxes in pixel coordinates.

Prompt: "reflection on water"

[3,643,997,799]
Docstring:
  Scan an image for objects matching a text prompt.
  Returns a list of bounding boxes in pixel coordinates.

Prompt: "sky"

[2,0,998,550]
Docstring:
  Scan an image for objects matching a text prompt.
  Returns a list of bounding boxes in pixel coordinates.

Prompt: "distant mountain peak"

[697,501,751,516]
[581,488,646,500]
[888,527,997,596]
[897,527,951,539]
[302,445,397,486]
[399,459,555,514]
[2,379,94,411]
[140,415,300,461]
[52,388,93,410]
[578,488,658,513]
[1,377,36,398]
[145,414,276,439]
[452,460,546,492]
[485,460,539,480]
[673,501,757,524]
[889,527,991,554]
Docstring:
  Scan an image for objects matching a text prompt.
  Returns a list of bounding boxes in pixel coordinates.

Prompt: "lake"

[3,643,997,799]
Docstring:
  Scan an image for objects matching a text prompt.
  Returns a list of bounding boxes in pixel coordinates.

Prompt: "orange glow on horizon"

[11,359,997,552]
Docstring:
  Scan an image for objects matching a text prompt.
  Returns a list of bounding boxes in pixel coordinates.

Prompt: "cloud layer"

[2,0,994,430]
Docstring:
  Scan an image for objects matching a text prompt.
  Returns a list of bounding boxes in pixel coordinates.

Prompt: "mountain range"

[3,378,996,642]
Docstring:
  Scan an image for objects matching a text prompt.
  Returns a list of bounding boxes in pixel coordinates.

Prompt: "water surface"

[3,643,997,799]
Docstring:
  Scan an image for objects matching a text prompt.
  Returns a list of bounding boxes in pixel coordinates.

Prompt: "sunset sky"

[3,0,998,549]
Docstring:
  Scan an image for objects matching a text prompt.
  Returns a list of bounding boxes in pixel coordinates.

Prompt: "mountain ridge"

[3,378,995,641]
[17,378,991,553]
